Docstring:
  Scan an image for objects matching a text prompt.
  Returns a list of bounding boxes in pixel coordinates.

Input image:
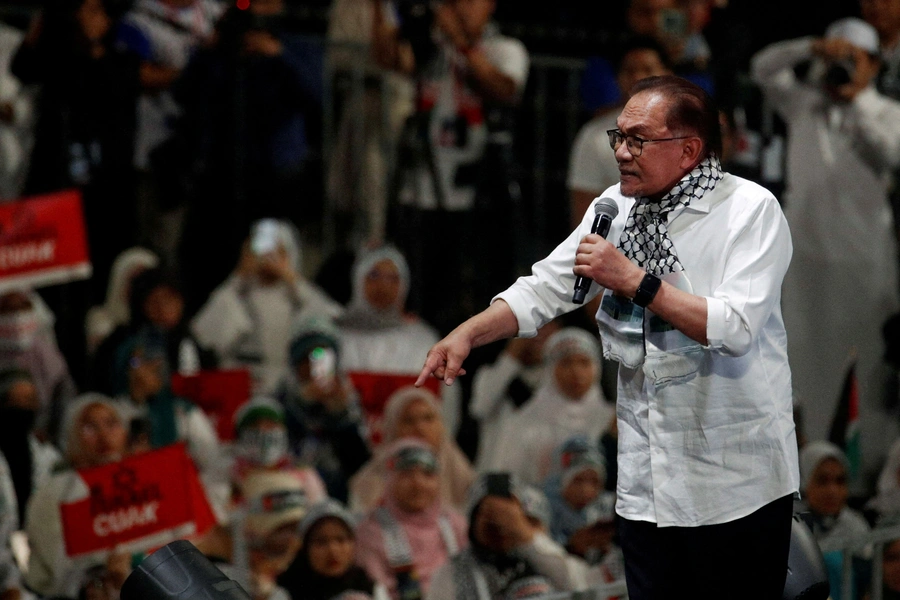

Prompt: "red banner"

[171,369,251,441]
[0,190,91,291]
[60,443,216,558]
[347,372,441,445]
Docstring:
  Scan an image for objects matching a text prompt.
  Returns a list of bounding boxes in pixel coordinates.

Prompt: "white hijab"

[340,245,410,330]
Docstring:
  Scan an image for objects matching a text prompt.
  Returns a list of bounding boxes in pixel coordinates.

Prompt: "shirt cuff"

[705,296,727,349]
[705,296,752,356]
[491,292,537,338]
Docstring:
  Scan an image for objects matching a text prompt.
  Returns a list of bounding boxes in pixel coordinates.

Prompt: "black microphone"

[572,198,620,304]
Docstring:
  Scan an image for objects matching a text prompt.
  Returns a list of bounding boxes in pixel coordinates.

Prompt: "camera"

[395,0,439,70]
[824,57,856,88]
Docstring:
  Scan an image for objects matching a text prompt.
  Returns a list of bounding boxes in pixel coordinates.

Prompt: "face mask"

[240,428,289,467]
[0,311,39,351]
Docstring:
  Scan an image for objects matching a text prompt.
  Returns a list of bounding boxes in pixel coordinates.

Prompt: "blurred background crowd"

[0,0,900,598]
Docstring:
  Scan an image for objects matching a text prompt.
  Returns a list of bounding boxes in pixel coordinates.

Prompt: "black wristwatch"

[633,273,662,308]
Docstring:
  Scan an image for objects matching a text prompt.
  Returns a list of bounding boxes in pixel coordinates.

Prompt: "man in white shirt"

[417,75,798,599]
[752,18,900,480]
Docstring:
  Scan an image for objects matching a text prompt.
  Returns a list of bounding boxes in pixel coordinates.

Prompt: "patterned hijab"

[617,155,723,275]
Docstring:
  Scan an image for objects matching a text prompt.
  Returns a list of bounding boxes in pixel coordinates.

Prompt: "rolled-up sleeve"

[705,195,792,356]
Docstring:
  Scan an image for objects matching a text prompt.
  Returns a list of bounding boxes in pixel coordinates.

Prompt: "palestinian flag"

[828,362,860,483]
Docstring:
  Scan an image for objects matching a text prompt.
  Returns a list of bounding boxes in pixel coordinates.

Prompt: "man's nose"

[615,141,634,162]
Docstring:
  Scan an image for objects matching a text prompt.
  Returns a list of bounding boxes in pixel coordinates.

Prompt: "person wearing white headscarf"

[486,329,613,487]
[0,289,76,443]
[798,441,870,600]
[24,394,130,599]
[338,246,460,435]
[349,387,474,513]
[192,219,344,394]
[85,247,160,355]
[0,21,34,202]
[870,439,900,518]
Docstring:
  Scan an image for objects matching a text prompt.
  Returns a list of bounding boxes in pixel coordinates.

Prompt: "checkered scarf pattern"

[617,155,723,276]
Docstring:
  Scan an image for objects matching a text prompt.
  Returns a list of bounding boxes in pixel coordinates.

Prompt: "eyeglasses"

[606,129,694,157]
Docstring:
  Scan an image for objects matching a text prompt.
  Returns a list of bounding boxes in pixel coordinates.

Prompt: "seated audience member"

[470,321,560,472]
[878,536,900,600]
[0,369,61,526]
[570,494,624,588]
[280,317,371,502]
[338,246,460,435]
[200,471,308,600]
[232,397,328,504]
[544,439,609,548]
[86,247,159,356]
[355,439,468,600]
[107,267,213,394]
[350,387,474,513]
[0,452,22,600]
[0,289,77,442]
[192,220,343,395]
[278,499,390,600]
[800,441,870,600]
[568,36,672,228]
[25,395,132,599]
[426,472,587,600]
[115,339,220,471]
[0,20,34,203]
[489,329,613,486]
[869,438,900,519]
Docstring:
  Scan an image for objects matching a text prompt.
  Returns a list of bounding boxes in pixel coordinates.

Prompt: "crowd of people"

[0,0,899,598]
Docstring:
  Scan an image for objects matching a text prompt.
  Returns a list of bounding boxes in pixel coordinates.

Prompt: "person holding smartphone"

[426,472,586,600]
[191,219,344,395]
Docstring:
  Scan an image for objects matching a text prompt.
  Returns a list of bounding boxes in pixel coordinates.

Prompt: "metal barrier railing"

[320,39,588,254]
[816,523,900,600]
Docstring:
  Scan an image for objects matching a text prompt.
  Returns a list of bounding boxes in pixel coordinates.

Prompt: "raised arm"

[416,299,519,387]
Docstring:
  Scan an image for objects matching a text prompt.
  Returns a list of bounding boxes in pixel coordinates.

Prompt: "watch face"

[634,274,662,308]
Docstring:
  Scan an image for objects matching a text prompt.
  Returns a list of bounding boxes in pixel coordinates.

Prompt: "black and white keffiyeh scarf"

[617,155,723,275]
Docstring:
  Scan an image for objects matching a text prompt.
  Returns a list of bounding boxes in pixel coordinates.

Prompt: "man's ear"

[680,137,704,170]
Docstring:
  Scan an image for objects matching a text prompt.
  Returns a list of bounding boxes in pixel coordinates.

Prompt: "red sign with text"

[0,190,91,291]
[60,443,216,558]
[171,369,251,441]
[347,372,441,445]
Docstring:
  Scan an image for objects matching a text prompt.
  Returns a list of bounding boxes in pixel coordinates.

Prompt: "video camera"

[824,57,856,88]
[395,0,439,70]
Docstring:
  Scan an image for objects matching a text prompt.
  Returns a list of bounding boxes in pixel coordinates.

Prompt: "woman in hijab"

[541,436,608,548]
[799,441,870,600]
[192,219,343,394]
[427,472,586,600]
[338,246,460,435]
[0,369,61,526]
[24,394,131,599]
[349,387,474,513]
[85,247,159,355]
[231,396,328,505]
[0,289,77,443]
[488,328,613,486]
[279,316,371,502]
[355,439,468,600]
[279,499,389,600]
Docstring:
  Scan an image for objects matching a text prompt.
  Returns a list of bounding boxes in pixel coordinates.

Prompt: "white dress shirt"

[495,174,800,527]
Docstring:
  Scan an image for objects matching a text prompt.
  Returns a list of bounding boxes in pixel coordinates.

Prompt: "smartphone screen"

[485,473,513,498]
[309,347,336,383]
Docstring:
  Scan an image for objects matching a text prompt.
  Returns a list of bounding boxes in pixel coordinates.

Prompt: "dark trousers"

[619,494,793,600]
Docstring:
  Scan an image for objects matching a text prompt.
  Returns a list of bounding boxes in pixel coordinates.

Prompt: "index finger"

[416,350,445,387]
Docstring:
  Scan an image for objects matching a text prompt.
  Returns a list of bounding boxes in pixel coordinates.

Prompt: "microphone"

[572,198,619,305]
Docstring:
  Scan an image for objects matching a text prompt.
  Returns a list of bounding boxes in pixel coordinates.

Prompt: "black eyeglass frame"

[606,129,695,157]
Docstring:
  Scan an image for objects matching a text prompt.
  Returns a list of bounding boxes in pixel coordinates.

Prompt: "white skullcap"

[825,17,880,55]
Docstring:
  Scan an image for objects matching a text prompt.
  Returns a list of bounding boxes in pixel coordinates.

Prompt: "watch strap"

[633,273,662,308]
